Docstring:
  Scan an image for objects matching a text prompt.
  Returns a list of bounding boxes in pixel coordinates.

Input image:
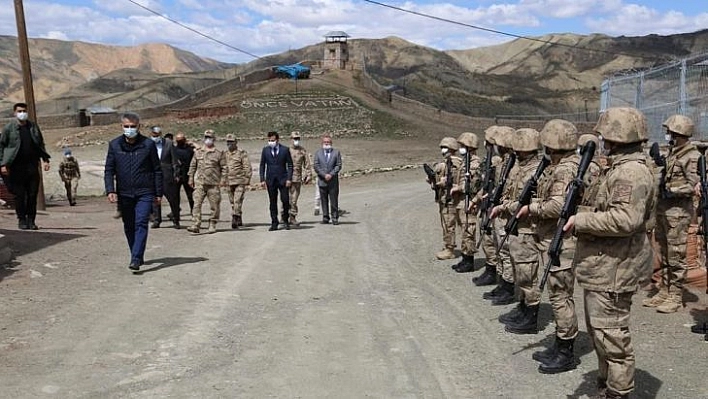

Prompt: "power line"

[361,0,669,62]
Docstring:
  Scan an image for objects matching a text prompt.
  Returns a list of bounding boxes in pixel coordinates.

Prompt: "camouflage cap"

[225,134,236,142]
[457,132,479,149]
[290,131,301,139]
[204,129,215,138]
[594,107,648,144]
[662,114,695,137]
[540,119,578,151]
[578,133,600,148]
[484,126,515,148]
[439,137,460,151]
[512,128,541,152]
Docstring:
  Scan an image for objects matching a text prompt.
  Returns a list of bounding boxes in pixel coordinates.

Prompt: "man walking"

[173,132,195,216]
[187,130,226,234]
[288,131,312,226]
[259,131,293,231]
[104,112,162,271]
[149,126,181,229]
[224,133,252,229]
[314,134,342,225]
[58,148,80,206]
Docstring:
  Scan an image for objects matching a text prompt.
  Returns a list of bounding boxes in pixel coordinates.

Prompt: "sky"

[0,0,706,64]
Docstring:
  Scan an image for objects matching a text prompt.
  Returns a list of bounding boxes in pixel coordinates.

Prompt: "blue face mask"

[123,127,138,138]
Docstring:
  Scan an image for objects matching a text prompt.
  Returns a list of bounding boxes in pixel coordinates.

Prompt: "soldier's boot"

[231,215,238,229]
[532,337,557,363]
[453,255,475,273]
[499,302,526,324]
[236,215,243,227]
[504,304,539,334]
[472,263,496,286]
[491,280,516,306]
[436,247,456,260]
[483,283,503,300]
[187,224,200,234]
[207,221,217,234]
[538,337,577,374]
[656,290,682,313]
[642,286,668,307]
[690,322,708,334]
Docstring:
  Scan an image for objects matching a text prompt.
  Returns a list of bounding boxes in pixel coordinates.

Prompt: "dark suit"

[152,138,181,225]
[314,147,342,222]
[259,143,293,225]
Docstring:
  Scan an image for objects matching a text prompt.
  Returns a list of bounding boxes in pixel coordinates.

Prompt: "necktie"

[326,151,330,161]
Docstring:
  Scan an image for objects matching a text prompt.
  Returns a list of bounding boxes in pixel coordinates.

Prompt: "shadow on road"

[0,260,20,283]
[512,330,593,361]
[566,368,662,399]
[0,229,85,257]
[135,256,208,275]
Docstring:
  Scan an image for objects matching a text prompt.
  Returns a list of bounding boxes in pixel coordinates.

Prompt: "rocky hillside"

[0,35,233,109]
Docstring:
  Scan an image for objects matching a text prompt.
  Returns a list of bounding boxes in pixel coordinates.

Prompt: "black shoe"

[332,219,339,225]
[231,215,238,229]
[70,202,77,206]
[505,304,539,334]
[499,302,526,324]
[128,261,142,271]
[454,255,475,273]
[491,281,516,306]
[285,223,291,230]
[236,215,243,227]
[173,221,181,229]
[483,284,503,300]
[269,224,278,231]
[538,338,577,374]
[321,219,330,224]
[690,323,708,334]
[151,222,160,228]
[18,217,28,230]
[472,264,496,286]
[27,218,38,230]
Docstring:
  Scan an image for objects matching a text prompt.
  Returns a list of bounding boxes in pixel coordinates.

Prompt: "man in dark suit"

[149,126,181,229]
[313,134,342,225]
[259,131,293,231]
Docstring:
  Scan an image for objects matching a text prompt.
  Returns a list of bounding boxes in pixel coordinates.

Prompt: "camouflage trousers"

[439,202,459,251]
[540,236,578,339]
[63,178,79,203]
[509,233,541,306]
[493,218,514,283]
[289,182,304,218]
[227,184,247,216]
[583,289,635,397]
[456,208,476,256]
[655,213,690,291]
[192,184,221,227]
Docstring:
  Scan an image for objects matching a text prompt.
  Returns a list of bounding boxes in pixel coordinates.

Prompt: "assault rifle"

[539,140,596,290]
[649,142,671,199]
[476,144,496,217]
[464,150,472,214]
[477,153,516,248]
[423,163,439,202]
[497,155,551,252]
[444,156,453,204]
[698,155,708,295]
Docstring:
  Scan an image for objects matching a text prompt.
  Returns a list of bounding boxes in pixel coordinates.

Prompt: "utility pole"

[14,0,45,210]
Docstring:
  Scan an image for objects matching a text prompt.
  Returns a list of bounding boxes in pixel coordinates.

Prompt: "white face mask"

[598,136,610,156]
[268,140,277,148]
[576,147,581,156]
[458,147,468,155]
[665,134,673,143]
[151,136,162,143]
[123,127,138,138]
[441,147,449,155]
[16,111,28,121]
[323,144,332,150]
[293,140,300,147]
[204,138,214,147]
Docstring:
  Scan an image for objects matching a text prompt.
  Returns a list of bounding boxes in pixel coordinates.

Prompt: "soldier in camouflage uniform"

[474,126,515,290]
[58,148,80,206]
[643,114,700,313]
[288,131,312,226]
[565,107,655,399]
[450,132,482,272]
[492,128,543,320]
[224,133,252,229]
[187,130,227,234]
[434,137,463,260]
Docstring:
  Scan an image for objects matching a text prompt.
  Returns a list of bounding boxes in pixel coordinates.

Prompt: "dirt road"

[0,169,706,398]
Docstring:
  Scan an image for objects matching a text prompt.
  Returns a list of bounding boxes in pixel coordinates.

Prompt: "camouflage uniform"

[574,107,655,399]
[58,152,80,206]
[645,115,700,313]
[450,132,482,272]
[435,137,463,260]
[224,134,252,229]
[188,132,227,234]
[288,137,312,224]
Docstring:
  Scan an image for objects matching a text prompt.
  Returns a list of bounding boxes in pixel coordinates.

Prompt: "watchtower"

[323,31,349,70]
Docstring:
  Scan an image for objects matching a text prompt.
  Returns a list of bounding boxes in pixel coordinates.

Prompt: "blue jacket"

[104,134,163,198]
[259,143,293,185]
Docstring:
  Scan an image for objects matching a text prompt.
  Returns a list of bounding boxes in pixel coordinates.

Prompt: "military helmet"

[457,132,479,149]
[485,126,515,148]
[512,128,541,152]
[594,107,648,144]
[578,133,600,148]
[662,114,695,137]
[225,133,236,142]
[540,119,578,151]
[439,137,459,151]
[204,129,215,138]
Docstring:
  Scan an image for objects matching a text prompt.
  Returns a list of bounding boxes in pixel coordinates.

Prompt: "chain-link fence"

[600,52,708,142]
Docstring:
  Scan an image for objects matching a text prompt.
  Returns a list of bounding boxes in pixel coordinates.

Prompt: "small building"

[79,106,117,127]
[323,31,350,70]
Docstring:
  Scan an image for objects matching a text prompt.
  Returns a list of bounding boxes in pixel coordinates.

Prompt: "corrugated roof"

[85,106,116,114]
[324,31,350,38]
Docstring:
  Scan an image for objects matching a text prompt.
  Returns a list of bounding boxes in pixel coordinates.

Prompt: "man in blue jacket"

[0,102,51,230]
[259,131,293,231]
[104,112,163,272]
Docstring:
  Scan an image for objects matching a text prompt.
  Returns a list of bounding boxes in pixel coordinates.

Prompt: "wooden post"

[14,0,45,210]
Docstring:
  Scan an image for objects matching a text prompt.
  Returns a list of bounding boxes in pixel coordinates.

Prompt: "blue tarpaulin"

[273,64,311,79]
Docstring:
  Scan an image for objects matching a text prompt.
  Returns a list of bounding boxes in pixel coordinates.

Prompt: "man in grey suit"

[150,126,181,228]
[313,134,342,225]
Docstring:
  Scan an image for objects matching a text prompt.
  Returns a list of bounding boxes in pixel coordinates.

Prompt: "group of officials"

[429,107,704,399]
